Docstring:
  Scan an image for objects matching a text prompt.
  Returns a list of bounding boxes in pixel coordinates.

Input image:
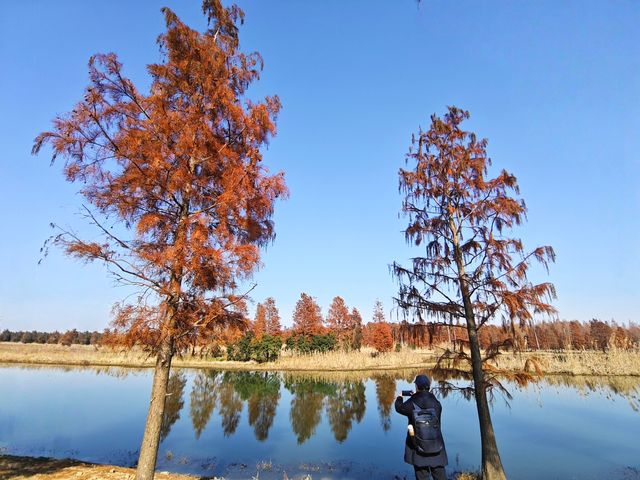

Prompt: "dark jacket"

[395,390,448,468]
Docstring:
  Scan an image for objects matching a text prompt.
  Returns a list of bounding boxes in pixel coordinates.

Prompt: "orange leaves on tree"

[392,106,556,480]
[263,297,281,336]
[292,293,324,336]
[252,303,267,339]
[393,106,556,336]
[367,322,393,353]
[32,0,287,355]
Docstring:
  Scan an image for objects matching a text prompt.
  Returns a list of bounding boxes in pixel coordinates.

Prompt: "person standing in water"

[395,374,448,480]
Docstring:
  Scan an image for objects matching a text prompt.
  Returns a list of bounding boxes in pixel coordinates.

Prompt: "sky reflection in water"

[1,366,639,479]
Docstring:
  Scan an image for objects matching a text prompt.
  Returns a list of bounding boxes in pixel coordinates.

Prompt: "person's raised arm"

[395,395,412,417]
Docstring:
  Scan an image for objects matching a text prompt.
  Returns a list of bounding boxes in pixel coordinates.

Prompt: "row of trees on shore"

[391,318,640,352]
[0,329,103,345]
[4,315,638,353]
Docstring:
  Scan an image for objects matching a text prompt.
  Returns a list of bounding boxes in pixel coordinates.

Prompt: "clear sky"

[1,1,638,331]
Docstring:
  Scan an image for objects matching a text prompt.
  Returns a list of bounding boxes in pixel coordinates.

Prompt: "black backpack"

[411,403,444,455]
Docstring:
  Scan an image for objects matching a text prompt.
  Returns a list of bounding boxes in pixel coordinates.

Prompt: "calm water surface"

[1,365,639,479]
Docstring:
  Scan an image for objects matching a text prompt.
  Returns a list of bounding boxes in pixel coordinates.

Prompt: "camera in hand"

[401,390,413,396]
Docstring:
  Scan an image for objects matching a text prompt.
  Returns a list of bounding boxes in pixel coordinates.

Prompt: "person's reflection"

[160,372,187,442]
[190,371,220,439]
[326,380,366,442]
[375,375,396,431]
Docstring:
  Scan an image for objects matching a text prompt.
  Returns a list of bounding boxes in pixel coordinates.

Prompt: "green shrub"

[285,333,337,354]
[227,332,282,363]
[253,335,282,363]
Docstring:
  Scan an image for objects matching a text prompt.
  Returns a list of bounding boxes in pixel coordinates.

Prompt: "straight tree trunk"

[464,308,507,480]
[451,218,507,480]
[135,336,174,480]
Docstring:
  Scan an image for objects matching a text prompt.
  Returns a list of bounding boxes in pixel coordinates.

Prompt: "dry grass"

[0,454,207,480]
[0,343,440,371]
[2,342,639,375]
[272,347,439,370]
[489,348,640,376]
[454,473,480,480]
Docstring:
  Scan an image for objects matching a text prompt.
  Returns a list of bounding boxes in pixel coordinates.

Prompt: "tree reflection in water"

[175,369,640,446]
[190,371,219,439]
[374,375,397,432]
[218,372,243,436]
[285,376,336,444]
[326,380,366,442]
[160,371,187,442]
[230,372,281,441]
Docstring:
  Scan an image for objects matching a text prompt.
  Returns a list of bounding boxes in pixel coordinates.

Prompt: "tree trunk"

[135,337,174,480]
[465,313,507,480]
[451,217,507,480]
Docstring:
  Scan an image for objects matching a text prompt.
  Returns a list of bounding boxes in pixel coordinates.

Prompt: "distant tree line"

[4,305,636,356]
[0,329,103,346]
[391,319,640,352]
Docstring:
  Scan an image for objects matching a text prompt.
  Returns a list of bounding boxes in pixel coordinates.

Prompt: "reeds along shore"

[1,342,639,375]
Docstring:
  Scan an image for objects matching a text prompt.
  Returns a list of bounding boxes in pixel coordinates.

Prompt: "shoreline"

[0,454,203,480]
[0,454,480,480]
[1,342,639,376]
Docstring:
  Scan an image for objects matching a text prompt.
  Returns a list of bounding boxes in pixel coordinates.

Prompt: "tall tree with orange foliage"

[32,2,286,479]
[326,296,350,331]
[326,296,350,347]
[392,107,555,480]
[253,303,267,339]
[366,322,394,353]
[292,293,323,336]
[263,297,281,336]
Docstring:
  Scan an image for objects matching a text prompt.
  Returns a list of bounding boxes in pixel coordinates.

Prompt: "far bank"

[1,342,639,376]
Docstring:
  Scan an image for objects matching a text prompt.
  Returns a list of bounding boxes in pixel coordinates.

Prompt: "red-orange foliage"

[367,322,393,353]
[263,297,281,336]
[326,296,350,331]
[292,293,324,336]
[326,296,350,346]
[589,319,613,352]
[393,107,556,334]
[33,2,286,355]
[392,106,556,480]
[252,303,267,339]
[32,2,286,478]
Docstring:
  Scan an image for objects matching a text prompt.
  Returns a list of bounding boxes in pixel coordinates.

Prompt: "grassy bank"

[0,454,202,480]
[1,342,639,375]
[0,454,479,480]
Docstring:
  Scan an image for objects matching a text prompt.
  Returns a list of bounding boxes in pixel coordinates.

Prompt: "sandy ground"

[0,455,204,480]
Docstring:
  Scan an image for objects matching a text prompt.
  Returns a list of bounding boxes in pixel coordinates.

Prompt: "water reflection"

[4,364,640,443]
[1,364,639,479]
[218,374,243,436]
[160,372,187,442]
[326,381,366,442]
[285,376,335,444]
[374,375,396,431]
[189,371,218,439]
[231,372,280,441]
[155,368,640,444]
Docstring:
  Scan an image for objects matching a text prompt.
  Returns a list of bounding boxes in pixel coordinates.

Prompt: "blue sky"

[1,0,638,331]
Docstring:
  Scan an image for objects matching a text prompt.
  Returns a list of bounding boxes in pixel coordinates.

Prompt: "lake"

[1,365,639,479]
